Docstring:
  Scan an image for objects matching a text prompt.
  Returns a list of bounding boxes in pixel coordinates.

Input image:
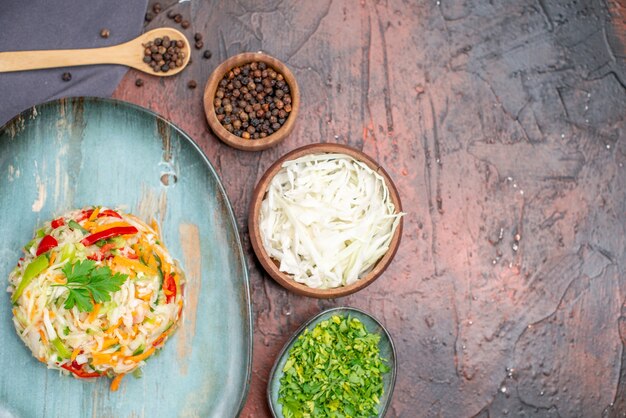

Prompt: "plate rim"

[0,96,254,416]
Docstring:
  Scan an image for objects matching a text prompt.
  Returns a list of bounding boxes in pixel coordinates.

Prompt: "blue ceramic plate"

[0,97,252,417]
[267,307,397,417]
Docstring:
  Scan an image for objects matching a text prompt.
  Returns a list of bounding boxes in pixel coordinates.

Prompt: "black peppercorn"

[100,28,110,38]
[153,3,162,13]
[141,36,186,73]
[188,80,197,89]
[195,41,203,50]
[203,50,212,59]
[145,12,154,22]
[213,61,292,140]
[135,78,144,87]
[181,20,190,29]
[174,14,183,23]
[61,72,72,82]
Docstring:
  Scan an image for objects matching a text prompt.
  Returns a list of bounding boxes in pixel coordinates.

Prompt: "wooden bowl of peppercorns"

[203,52,300,151]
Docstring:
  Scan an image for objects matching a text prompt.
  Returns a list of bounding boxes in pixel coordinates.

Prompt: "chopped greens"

[278,315,389,418]
[56,260,128,312]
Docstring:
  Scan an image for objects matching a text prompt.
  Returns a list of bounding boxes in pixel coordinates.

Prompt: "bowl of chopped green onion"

[267,307,397,417]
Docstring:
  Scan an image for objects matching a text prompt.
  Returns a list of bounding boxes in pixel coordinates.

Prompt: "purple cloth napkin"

[0,0,148,125]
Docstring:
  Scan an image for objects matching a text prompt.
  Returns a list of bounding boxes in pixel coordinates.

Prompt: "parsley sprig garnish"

[56,260,128,312]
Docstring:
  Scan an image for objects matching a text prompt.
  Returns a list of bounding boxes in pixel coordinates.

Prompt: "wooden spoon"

[0,28,190,76]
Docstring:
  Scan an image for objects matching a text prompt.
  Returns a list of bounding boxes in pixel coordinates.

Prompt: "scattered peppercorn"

[194,33,203,42]
[214,61,293,139]
[141,36,186,73]
[194,40,203,50]
[61,72,72,82]
[174,14,183,23]
[135,78,144,87]
[145,12,154,22]
[152,2,162,13]
[100,28,110,38]
[188,80,197,89]
[203,50,212,59]
[181,20,190,29]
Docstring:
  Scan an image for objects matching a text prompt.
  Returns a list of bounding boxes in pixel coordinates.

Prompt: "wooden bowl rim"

[248,143,404,298]
[203,52,300,151]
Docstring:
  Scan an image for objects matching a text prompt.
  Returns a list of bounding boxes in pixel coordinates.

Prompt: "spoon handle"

[0,46,133,73]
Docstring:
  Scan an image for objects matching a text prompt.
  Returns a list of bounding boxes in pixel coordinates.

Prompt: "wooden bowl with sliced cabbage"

[248,143,404,298]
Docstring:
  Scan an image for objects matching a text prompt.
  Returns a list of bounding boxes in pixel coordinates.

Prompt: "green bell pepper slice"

[11,254,49,303]
[52,337,72,359]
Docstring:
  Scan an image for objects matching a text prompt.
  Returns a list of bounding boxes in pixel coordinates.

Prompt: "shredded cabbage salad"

[7,206,184,391]
[259,153,403,289]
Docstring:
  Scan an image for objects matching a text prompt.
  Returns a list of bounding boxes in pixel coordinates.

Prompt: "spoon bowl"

[0,28,190,76]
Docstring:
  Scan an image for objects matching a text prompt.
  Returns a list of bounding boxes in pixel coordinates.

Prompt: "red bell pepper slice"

[100,243,115,253]
[87,243,116,261]
[98,209,122,219]
[51,218,65,229]
[80,226,138,247]
[163,273,176,303]
[77,208,122,222]
[152,333,167,347]
[61,363,101,379]
[76,209,94,222]
[36,235,58,256]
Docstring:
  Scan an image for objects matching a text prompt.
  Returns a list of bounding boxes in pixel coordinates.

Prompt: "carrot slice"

[71,348,81,362]
[38,329,48,345]
[112,255,155,275]
[126,346,155,363]
[110,373,125,392]
[88,207,101,221]
[48,251,57,266]
[91,352,114,365]
[87,304,101,323]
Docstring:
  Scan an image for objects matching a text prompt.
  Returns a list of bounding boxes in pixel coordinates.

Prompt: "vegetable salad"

[7,207,184,391]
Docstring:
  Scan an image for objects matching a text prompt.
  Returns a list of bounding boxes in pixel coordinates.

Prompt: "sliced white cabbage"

[259,153,403,289]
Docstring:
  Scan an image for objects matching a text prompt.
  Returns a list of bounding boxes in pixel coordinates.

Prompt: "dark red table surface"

[113,1,626,416]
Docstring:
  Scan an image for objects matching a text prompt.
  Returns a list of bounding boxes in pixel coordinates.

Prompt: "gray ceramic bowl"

[267,307,397,417]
